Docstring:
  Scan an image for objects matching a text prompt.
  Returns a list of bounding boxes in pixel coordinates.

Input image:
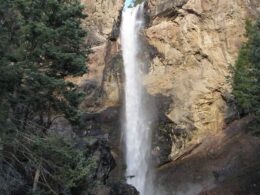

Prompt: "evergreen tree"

[133,0,146,6]
[128,0,145,7]
[0,1,97,194]
[0,0,22,154]
[233,20,260,127]
[6,0,89,129]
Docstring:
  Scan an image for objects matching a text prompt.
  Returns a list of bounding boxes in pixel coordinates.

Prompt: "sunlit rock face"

[67,0,124,112]
[143,0,260,194]
[144,0,258,160]
[82,0,124,45]
[66,0,125,188]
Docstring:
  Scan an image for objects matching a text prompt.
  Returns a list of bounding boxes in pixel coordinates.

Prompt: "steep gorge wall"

[77,0,260,169]
[72,0,260,194]
[145,0,260,161]
[144,0,260,194]
[69,0,124,112]
[76,1,126,186]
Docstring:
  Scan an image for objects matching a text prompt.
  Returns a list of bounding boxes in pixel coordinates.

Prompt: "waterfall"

[121,3,154,195]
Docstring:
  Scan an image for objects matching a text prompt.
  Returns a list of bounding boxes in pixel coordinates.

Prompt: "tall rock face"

[145,0,259,161]
[72,0,260,194]
[68,0,125,188]
[144,0,260,194]
[69,0,124,112]
[82,0,123,45]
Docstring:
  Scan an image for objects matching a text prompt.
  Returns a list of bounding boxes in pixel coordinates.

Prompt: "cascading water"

[121,3,154,195]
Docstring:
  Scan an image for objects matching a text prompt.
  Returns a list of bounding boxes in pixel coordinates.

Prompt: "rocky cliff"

[68,0,124,112]
[144,0,260,194]
[76,0,260,194]
[145,0,259,160]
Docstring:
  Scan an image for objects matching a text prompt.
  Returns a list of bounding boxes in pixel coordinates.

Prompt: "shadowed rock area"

[156,117,260,194]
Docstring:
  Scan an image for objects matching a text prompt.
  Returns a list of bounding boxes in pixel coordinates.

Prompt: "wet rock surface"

[109,182,139,195]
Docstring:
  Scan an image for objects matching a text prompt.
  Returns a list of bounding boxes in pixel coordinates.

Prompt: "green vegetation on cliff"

[133,0,146,6]
[233,19,260,132]
[0,0,98,194]
[128,0,145,7]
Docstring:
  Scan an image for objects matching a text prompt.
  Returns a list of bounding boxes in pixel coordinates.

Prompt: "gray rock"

[109,182,139,195]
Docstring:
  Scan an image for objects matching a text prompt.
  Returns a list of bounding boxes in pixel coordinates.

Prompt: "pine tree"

[0,0,22,150]
[133,0,146,6]
[0,1,97,194]
[233,20,260,126]
[7,0,89,129]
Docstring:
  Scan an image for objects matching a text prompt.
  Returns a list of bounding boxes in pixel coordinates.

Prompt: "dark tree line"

[232,19,260,134]
[0,0,97,194]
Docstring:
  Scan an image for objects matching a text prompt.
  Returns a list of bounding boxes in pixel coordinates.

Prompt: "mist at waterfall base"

[120,3,156,195]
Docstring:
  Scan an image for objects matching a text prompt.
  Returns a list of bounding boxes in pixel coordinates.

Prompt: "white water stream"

[121,3,154,195]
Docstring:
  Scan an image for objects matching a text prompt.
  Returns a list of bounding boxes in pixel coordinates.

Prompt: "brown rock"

[145,0,258,159]
[67,0,124,112]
